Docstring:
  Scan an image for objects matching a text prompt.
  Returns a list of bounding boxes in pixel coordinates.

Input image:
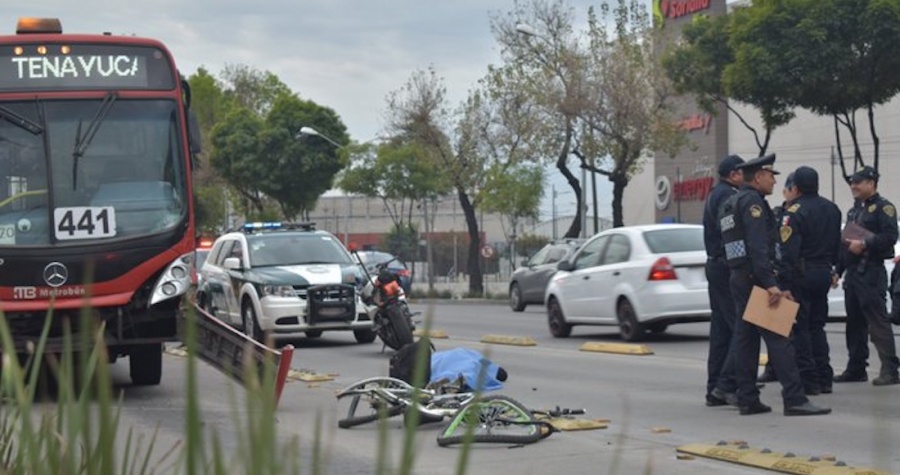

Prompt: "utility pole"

[551,185,558,240]
[830,146,836,202]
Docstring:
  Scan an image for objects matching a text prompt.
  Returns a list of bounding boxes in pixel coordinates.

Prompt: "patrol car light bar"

[241,221,317,233]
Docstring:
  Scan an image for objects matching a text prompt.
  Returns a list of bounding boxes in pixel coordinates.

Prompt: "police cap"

[736,153,779,175]
[717,154,745,177]
[849,166,879,183]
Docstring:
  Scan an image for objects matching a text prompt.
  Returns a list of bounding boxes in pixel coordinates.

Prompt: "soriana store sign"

[654,0,711,23]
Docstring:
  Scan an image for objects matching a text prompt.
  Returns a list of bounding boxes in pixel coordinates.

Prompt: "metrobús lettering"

[11,55,140,80]
[37,286,86,298]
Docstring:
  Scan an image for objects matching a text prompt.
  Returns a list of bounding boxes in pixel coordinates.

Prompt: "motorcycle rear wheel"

[379,305,414,350]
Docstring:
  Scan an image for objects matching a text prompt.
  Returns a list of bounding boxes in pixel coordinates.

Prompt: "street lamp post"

[297,126,350,242]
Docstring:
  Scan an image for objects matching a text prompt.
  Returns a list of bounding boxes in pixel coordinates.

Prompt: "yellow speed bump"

[479,335,537,346]
[413,329,449,339]
[286,369,335,382]
[579,342,653,355]
[677,441,890,475]
[545,418,609,431]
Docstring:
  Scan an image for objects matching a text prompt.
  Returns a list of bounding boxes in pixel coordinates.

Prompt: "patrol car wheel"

[306,330,323,338]
[617,299,645,342]
[242,302,265,344]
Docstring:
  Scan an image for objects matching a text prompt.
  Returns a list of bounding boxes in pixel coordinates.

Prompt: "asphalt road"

[68,301,900,474]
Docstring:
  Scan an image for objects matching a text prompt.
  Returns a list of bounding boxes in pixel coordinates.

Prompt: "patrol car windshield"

[248,234,354,267]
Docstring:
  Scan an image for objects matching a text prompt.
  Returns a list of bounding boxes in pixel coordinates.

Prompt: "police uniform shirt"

[836,193,899,276]
[720,185,778,289]
[777,194,842,290]
[703,180,739,260]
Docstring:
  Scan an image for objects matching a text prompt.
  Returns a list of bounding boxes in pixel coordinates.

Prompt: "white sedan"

[545,224,710,341]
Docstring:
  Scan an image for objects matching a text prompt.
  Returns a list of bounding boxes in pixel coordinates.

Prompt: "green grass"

[0,301,482,475]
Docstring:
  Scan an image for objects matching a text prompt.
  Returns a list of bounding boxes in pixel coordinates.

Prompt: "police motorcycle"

[353,251,416,350]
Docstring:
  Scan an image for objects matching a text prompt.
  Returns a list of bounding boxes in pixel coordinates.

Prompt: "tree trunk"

[611,174,627,228]
[457,188,483,296]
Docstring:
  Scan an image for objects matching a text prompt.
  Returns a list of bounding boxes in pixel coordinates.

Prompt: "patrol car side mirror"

[223,257,242,270]
[557,260,574,272]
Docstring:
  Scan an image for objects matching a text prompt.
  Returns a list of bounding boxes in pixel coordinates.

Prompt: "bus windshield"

[0,99,187,246]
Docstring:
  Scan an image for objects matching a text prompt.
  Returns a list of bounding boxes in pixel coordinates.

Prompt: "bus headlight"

[150,252,193,306]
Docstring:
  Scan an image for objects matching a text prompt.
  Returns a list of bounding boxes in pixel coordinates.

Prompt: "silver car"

[508,239,583,312]
[545,224,710,341]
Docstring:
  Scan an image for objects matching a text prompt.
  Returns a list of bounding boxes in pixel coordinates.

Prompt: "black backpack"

[389,340,433,387]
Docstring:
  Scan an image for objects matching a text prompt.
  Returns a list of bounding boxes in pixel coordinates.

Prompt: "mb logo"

[13,286,36,299]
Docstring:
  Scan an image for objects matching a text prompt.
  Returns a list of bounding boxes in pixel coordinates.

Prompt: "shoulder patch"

[868,204,877,213]
[885,205,896,217]
[787,203,800,213]
[749,204,762,218]
[780,225,792,243]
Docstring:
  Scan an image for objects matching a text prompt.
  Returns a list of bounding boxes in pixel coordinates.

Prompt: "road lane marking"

[579,342,653,355]
[677,441,890,475]
[479,335,537,346]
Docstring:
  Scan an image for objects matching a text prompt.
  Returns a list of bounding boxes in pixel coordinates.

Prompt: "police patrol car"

[195,222,376,344]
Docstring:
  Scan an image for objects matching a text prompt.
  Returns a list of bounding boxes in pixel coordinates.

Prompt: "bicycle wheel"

[338,394,405,428]
[436,395,545,446]
[336,377,411,429]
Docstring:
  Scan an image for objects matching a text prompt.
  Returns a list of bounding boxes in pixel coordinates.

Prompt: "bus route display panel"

[0,44,175,91]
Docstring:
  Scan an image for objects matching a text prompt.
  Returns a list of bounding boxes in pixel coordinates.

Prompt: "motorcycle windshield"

[0,99,187,246]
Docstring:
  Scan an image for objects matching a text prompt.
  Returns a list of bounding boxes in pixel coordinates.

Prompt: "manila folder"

[742,286,798,338]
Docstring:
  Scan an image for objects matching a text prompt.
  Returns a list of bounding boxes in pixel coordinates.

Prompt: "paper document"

[742,286,799,338]
[841,222,873,243]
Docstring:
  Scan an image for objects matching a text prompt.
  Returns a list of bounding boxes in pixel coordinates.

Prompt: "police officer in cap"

[703,154,744,406]
[776,166,842,394]
[719,154,830,416]
[833,166,900,385]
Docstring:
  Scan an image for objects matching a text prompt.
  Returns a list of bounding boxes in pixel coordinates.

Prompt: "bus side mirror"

[188,111,202,156]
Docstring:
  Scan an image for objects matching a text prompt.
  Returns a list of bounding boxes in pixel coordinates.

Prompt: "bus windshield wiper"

[72,92,117,188]
[0,104,44,135]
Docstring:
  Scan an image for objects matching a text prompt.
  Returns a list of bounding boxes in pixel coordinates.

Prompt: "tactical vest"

[719,191,749,269]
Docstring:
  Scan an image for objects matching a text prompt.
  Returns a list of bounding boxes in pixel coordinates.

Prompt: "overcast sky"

[10,0,610,219]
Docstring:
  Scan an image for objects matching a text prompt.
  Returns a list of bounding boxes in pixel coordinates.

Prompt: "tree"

[662,12,794,156]
[480,162,543,272]
[261,95,349,219]
[576,1,686,227]
[208,108,269,217]
[728,0,900,175]
[338,140,450,231]
[490,0,588,237]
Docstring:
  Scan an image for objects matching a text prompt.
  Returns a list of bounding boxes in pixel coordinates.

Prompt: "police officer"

[703,154,744,406]
[776,166,842,394]
[833,166,900,385]
[759,173,802,383]
[719,154,830,416]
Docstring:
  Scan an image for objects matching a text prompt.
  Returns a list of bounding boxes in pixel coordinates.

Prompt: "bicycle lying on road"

[335,376,584,446]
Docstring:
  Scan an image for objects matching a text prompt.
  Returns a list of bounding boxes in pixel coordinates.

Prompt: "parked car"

[195,222,375,344]
[508,239,583,312]
[354,250,412,294]
[827,241,899,320]
[545,224,710,342]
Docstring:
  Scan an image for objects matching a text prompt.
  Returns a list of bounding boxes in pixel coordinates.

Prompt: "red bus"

[0,18,200,385]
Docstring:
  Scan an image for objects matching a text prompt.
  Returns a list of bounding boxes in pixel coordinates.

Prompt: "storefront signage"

[679,113,712,134]
[656,0,712,21]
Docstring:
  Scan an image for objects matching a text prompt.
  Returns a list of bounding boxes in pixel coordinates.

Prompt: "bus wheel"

[130,344,163,386]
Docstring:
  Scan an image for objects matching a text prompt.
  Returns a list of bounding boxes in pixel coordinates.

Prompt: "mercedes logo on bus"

[43,262,69,288]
